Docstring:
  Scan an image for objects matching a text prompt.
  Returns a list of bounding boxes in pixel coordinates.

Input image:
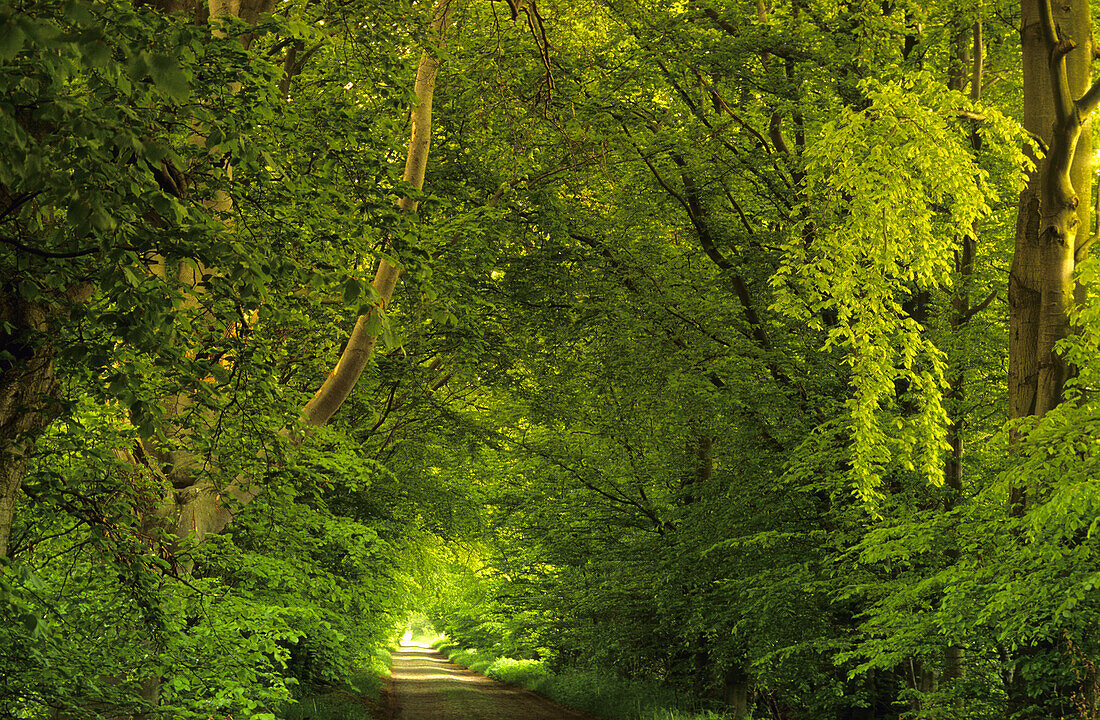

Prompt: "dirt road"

[391,643,594,720]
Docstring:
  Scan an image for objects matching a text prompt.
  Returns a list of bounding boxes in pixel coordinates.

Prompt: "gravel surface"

[391,643,595,720]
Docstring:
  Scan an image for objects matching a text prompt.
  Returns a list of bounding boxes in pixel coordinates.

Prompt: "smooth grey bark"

[1010,0,1096,445]
[1007,1,1100,717]
[302,0,453,428]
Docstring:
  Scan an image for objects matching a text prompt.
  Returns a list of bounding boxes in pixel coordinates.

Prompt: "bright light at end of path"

[399,638,434,648]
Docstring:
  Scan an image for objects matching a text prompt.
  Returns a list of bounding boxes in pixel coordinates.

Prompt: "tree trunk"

[724,665,750,719]
[0,282,92,558]
[302,0,453,427]
[939,19,982,705]
[0,294,60,558]
[1007,1,1098,716]
[161,0,454,546]
[1010,0,1093,445]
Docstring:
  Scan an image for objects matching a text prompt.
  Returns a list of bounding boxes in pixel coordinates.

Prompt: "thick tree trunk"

[0,295,59,558]
[1007,1,1098,716]
[1010,0,1093,445]
[0,283,92,558]
[133,0,276,551]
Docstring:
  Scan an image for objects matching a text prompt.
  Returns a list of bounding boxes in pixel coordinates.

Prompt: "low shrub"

[484,657,550,689]
[449,648,497,673]
[537,669,682,720]
[435,644,734,720]
[279,691,382,720]
[640,711,736,720]
[278,649,391,720]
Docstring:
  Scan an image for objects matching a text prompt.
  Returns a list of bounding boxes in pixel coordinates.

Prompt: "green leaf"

[148,53,190,102]
[90,206,116,232]
[67,199,91,228]
[126,50,149,81]
[205,126,225,150]
[0,23,25,61]
[79,39,111,70]
[17,278,38,302]
[20,612,41,637]
[343,277,361,305]
[61,0,96,25]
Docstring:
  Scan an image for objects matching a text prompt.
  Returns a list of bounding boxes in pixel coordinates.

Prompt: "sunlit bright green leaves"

[771,73,1019,503]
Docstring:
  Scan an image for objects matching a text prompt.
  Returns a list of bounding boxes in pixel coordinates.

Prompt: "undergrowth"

[280,691,380,720]
[278,647,393,720]
[434,641,739,720]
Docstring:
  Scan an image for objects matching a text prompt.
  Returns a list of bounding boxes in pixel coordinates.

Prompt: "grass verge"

[434,642,738,720]
[278,648,394,720]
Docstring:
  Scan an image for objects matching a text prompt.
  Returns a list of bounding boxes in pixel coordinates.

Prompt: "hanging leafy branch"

[771,74,1026,503]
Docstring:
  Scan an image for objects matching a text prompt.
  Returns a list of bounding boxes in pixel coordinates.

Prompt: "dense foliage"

[3,0,1100,719]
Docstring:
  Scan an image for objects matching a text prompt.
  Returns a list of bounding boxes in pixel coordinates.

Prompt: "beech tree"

[1010,0,1095,459]
[11,1,1100,719]
[1002,0,1100,715]
[0,0,461,713]
[0,0,453,556]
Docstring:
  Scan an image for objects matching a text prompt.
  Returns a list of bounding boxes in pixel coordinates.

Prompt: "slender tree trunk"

[160,0,454,545]
[725,665,750,719]
[303,0,453,427]
[940,18,983,701]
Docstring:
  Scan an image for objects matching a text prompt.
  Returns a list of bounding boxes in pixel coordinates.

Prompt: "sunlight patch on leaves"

[771,74,1022,504]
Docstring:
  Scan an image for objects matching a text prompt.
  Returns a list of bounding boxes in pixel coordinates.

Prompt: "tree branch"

[722,185,757,236]
[970,21,983,102]
[769,112,791,155]
[303,0,454,427]
[0,192,40,221]
[1076,232,1100,262]
[959,289,998,324]
[621,126,696,220]
[1038,0,1076,123]
[0,235,101,259]
[1075,77,1100,117]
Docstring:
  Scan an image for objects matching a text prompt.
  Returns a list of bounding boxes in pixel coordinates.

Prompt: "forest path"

[391,642,594,720]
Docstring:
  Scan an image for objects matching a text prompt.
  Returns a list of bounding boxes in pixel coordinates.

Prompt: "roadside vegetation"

[276,652,392,720]
[5,0,1100,719]
[436,640,747,720]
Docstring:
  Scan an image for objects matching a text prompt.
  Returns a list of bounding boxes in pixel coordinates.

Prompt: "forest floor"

[388,642,598,720]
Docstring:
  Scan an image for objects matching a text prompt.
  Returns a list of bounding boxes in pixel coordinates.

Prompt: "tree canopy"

[3,1,1100,719]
